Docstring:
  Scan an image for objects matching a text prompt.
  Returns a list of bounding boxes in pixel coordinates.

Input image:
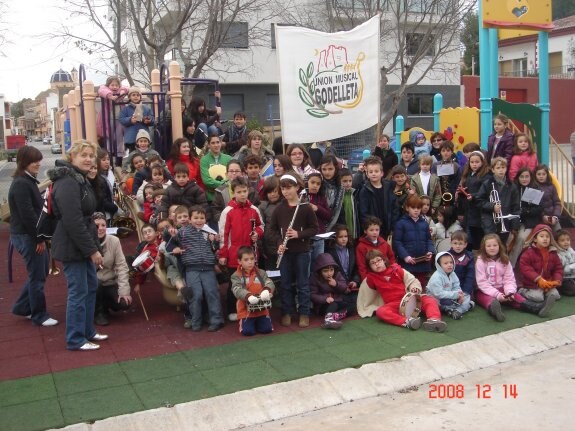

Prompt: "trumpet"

[276,189,307,267]
[489,184,520,233]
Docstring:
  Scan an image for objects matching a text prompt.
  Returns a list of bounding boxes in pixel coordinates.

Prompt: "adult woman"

[286,143,318,180]
[235,130,274,164]
[166,137,203,189]
[48,140,107,351]
[8,146,57,326]
[93,213,132,325]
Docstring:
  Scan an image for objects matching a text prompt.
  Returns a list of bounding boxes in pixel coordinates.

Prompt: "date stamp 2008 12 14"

[428,383,518,399]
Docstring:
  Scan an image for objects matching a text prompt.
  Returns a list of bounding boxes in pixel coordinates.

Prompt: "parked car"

[43,137,52,145]
[51,143,62,154]
[33,136,43,142]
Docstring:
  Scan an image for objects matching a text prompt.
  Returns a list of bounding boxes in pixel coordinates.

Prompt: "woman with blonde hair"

[48,140,108,351]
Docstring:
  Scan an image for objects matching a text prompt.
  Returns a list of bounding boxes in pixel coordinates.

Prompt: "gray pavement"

[48,316,575,431]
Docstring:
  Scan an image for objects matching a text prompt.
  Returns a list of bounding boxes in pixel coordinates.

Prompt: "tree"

[10,98,33,119]
[461,11,479,76]
[54,0,283,87]
[284,0,477,130]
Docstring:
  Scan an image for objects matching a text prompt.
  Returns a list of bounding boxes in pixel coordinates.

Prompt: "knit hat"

[128,86,141,96]
[136,129,151,143]
[525,224,558,248]
[416,132,425,140]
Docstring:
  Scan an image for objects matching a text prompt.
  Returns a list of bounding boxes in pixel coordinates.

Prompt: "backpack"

[37,183,56,240]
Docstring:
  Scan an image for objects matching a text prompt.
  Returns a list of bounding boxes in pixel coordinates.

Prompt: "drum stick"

[137,290,150,321]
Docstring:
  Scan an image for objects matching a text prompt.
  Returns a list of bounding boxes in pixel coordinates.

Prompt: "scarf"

[343,190,355,238]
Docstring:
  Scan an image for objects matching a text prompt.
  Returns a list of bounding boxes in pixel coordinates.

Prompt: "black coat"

[457,172,491,227]
[477,176,520,234]
[518,185,544,229]
[48,161,99,262]
[372,147,398,178]
[358,180,396,238]
[8,172,43,242]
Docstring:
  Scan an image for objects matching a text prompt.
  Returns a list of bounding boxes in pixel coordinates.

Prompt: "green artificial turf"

[1,296,574,431]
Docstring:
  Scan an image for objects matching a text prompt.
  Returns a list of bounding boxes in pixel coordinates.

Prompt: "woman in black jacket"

[8,146,57,327]
[48,140,106,351]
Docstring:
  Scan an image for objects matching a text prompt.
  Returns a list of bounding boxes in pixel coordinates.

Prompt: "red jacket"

[366,263,406,303]
[134,240,159,285]
[356,235,395,280]
[508,152,538,181]
[218,199,263,268]
[518,245,563,289]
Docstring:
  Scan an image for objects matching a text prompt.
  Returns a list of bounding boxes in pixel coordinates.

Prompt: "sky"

[0,0,109,102]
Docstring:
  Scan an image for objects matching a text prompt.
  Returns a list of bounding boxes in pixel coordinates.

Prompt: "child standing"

[310,253,349,329]
[390,165,414,228]
[393,195,434,288]
[258,176,282,269]
[119,87,154,154]
[200,134,233,203]
[320,155,344,232]
[518,224,561,310]
[307,172,331,259]
[170,205,224,331]
[431,140,461,203]
[269,174,319,327]
[426,252,472,320]
[337,168,359,239]
[475,234,548,322]
[243,154,265,202]
[97,76,128,160]
[358,157,395,237]
[159,163,208,219]
[486,114,514,166]
[508,133,539,181]
[456,150,490,250]
[365,250,447,332]
[410,155,441,213]
[535,164,562,231]
[355,216,395,281]
[399,142,420,177]
[231,246,275,336]
[448,231,476,298]
[419,195,436,238]
[555,230,575,296]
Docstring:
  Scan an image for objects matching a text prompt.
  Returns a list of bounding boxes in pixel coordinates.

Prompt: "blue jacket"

[449,248,476,296]
[119,103,154,144]
[393,214,434,273]
[426,252,462,300]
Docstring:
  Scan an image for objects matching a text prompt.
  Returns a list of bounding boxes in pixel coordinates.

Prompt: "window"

[406,33,435,57]
[266,94,280,120]
[209,94,244,118]
[407,94,433,116]
[217,22,249,49]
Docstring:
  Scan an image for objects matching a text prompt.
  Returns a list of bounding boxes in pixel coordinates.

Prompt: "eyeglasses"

[433,139,443,142]
[369,257,383,265]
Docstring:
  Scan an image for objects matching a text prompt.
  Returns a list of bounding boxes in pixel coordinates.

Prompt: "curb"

[48,316,575,431]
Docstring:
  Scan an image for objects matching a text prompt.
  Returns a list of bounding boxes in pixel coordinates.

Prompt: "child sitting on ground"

[133,224,160,294]
[230,246,275,336]
[355,216,395,280]
[426,252,472,320]
[448,231,476,298]
[310,253,349,330]
[555,230,575,296]
[518,224,562,308]
[364,250,447,332]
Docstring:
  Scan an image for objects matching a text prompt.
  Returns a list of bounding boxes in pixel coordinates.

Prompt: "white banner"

[276,16,380,144]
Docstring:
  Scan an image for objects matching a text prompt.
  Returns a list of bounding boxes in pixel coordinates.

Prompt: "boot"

[331,309,348,321]
[519,299,545,316]
[488,300,505,322]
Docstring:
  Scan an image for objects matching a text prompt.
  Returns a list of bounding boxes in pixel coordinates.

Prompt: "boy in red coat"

[230,247,275,336]
[518,224,562,308]
[356,216,395,280]
[133,224,160,293]
[365,250,446,332]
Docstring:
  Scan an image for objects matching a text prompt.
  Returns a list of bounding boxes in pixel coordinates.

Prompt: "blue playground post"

[538,31,550,165]
[395,115,404,155]
[478,1,492,150]
[489,28,499,99]
[433,93,443,132]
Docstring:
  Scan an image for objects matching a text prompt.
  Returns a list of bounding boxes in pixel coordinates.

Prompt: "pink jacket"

[475,256,517,299]
[508,152,538,181]
[97,85,129,138]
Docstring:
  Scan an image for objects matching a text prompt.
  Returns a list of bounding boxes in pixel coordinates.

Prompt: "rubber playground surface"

[1,222,574,431]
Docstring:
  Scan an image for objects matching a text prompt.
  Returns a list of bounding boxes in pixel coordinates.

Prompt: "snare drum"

[399,292,422,318]
[132,250,155,273]
[247,298,273,313]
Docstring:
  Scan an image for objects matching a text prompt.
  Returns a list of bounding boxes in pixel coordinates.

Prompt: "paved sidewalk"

[44,316,575,431]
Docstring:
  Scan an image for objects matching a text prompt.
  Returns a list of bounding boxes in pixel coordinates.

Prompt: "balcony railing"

[501,64,575,79]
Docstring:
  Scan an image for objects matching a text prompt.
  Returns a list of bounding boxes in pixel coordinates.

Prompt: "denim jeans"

[279,251,311,316]
[195,123,220,148]
[10,234,50,325]
[439,294,472,314]
[185,269,223,328]
[63,260,98,350]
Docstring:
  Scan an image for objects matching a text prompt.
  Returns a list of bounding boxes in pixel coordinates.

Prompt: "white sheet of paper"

[437,163,455,176]
[106,227,119,235]
[201,224,218,235]
[314,232,335,240]
[266,270,281,278]
[521,187,544,205]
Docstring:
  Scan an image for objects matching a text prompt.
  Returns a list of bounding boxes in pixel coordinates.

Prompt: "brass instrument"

[439,162,453,205]
[276,189,308,267]
[489,184,519,233]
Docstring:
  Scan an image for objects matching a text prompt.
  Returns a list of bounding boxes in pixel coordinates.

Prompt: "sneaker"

[183,319,194,329]
[332,310,348,321]
[191,326,202,332]
[447,310,463,320]
[90,333,109,341]
[41,318,59,327]
[405,317,422,330]
[538,294,557,317]
[281,315,292,327]
[321,318,343,330]
[94,313,110,326]
[79,342,100,351]
[298,315,310,328]
[488,300,505,322]
[228,313,238,322]
[207,323,224,332]
[469,300,475,310]
[422,319,447,333]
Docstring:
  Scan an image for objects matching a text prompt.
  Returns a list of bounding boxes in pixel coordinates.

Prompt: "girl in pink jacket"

[475,234,547,321]
[508,133,539,181]
[97,76,129,161]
